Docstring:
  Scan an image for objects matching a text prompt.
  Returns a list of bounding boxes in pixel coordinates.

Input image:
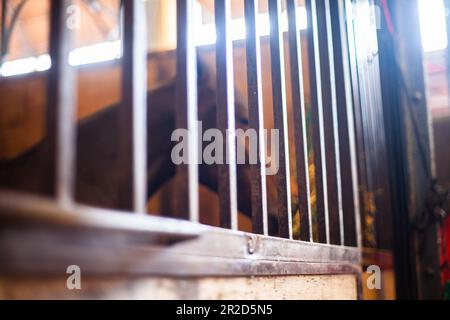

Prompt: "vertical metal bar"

[268,0,293,239]
[215,0,238,230]
[1,0,7,68]
[369,0,395,250]
[305,0,329,243]
[353,0,381,249]
[344,0,364,248]
[361,0,382,249]
[330,0,360,247]
[120,0,148,213]
[244,0,269,235]
[286,0,312,241]
[445,0,450,102]
[176,0,199,222]
[315,0,342,245]
[47,0,77,207]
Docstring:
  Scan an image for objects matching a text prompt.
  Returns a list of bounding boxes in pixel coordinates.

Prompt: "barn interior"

[0,0,449,300]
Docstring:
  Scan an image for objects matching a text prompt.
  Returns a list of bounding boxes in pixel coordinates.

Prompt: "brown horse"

[0,61,283,233]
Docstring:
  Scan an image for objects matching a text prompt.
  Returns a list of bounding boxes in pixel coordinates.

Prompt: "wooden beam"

[0,190,362,277]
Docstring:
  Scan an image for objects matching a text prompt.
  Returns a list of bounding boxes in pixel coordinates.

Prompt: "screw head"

[247,235,257,254]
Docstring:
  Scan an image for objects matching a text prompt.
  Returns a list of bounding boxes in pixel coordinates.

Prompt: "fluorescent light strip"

[0,55,51,77]
[0,40,123,77]
[195,8,308,46]
[0,7,307,78]
[68,40,122,66]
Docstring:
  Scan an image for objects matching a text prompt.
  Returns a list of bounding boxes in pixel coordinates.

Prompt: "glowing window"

[419,0,448,52]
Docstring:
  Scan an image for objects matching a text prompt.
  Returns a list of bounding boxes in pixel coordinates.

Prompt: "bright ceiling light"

[0,7,307,77]
[69,41,122,66]
[419,0,448,53]
[195,7,307,47]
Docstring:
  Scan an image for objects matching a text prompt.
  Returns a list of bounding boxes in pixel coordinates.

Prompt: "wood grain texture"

[0,190,361,277]
[0,275,358,300]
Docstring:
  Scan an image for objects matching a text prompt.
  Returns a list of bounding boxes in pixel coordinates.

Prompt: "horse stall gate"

[0,0,393,300]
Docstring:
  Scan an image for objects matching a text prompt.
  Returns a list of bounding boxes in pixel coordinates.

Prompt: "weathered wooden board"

[0,275,358,300]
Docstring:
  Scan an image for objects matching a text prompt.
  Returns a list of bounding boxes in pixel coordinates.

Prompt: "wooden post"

[329,0,361,247]
[378,0,441,299]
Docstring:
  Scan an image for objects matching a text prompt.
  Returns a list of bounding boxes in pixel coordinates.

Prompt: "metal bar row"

[345,0,368,248]
[47,0,149,214]
[305,0,360,245]
[306,0,329,243]
[316,0,342,245]
[44,0,361,246]
[286,0,313,242]
[330,0,361,247]
[242,0,359,243]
